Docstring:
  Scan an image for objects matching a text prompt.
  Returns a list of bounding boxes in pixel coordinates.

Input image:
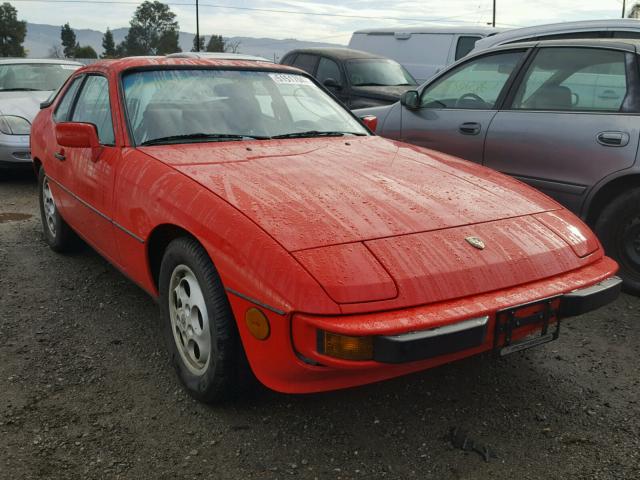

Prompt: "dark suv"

[280,48,417,109]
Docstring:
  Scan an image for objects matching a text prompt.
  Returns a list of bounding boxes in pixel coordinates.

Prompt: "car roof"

[0,58,83,65]
[283,47,391,61]
[481,37,640,53]
[352,26,502,35]
[167,52,271,62]
[474,19,640,50]
[76,56,296,74]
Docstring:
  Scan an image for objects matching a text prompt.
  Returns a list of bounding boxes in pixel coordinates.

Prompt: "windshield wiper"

[139,132,269,146]
[0,87,43,92]
[352,82,388,87]
[271,130,366,139]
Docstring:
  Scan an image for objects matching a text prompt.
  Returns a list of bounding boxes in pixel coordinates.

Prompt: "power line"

[11,0,494,24]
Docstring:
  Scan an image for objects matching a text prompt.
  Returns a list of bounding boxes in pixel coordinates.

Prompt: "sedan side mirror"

[323,78,343,91]
[400,90,420,110]
[55,122,100,149]
[359,115,378,132]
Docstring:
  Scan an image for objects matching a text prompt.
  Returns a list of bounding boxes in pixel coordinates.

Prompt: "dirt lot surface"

[1,171,639,480]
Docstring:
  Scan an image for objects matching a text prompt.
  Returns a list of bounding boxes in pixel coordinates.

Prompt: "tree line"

[0,0,239,58]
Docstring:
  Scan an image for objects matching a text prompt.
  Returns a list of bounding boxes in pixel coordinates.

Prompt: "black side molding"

[560,276,622,317]
[373,316,488,364]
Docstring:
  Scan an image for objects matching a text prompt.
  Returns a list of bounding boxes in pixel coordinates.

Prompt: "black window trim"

[416,47,533,111]
[53,74,85,122]
[501,45,638,115]
[68,72,117,147]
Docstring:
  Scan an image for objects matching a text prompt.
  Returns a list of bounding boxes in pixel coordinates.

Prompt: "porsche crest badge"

[465,236,486,250]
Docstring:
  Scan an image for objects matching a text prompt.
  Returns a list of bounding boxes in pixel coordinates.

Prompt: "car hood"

[0,91,51,122]
[350,85,414,101]
[143,136,561,253]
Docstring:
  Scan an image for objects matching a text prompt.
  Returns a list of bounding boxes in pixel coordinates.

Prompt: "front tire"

[595,188,640,295]
[159,237,241,402]
[38,166,76,252]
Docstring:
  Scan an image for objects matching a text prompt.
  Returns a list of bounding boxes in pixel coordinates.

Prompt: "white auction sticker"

[268,73,312,85]
[60,65,81,70]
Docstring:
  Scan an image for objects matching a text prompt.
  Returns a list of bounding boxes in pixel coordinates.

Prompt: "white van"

[472,19,640,52]
[348,26,501,83]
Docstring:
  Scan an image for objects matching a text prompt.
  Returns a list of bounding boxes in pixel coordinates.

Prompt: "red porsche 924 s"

[31,56,621,402]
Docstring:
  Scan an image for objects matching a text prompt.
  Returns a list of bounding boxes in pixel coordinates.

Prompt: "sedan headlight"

[0,115,31,135]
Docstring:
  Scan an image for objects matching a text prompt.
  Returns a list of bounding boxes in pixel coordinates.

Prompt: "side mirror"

[400,90,420,110]
[55,122,100,149]
[360,115,378,132]
[323,78,342,90]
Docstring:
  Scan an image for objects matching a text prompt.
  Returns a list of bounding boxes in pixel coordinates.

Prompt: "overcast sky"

[13,0,633,42]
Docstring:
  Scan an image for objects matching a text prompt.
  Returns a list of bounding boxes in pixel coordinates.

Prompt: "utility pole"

[195,0,200,52]
[622,0,626,18]
[492,0,496,27]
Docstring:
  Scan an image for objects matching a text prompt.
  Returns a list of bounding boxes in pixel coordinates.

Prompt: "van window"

[420,51,524,109]
[455,36,482,60]
[292,54,318,74]
[511,47,628,112]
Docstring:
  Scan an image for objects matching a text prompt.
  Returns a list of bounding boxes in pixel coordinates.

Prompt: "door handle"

[54,152,66,161]
[598,89,620,100]
[459,122,481,135]
[597,131,629,147]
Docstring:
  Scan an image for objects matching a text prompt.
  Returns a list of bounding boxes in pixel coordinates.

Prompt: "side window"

[71,75,115,145]
[292,54,319,74]
[420,51,524,109]
[316,57,342,85]
[455,36,481,60]
[511,47,628,112]
[54,76,83,122]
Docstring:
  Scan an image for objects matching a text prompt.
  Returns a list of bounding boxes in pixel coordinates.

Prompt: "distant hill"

[24,22,345,61]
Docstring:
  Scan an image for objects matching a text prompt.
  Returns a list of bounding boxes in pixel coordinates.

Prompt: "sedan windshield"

[346,59,417,87]
[0,63,80,91]
[122,69,368,145]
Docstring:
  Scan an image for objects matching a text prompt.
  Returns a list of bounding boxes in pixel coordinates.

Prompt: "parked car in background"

[280,48,417,109]
[349,26,501,83]
[0,59,82,170]
[472,19,640,53]
[32,55,620,402]
[355,38,640,293]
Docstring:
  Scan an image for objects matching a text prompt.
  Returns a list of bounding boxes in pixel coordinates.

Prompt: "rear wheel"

[595,188,640,295]
[38,166,76,252]
[159,237,244,402]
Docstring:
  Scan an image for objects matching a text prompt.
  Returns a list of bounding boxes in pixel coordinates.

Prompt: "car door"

[399,49,528,164]
[484,46,640,214]
[62,74,122,261]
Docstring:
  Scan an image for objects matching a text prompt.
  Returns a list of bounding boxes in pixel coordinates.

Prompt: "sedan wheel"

[169,265,211,376]
[595,188,640,295]
[38,166,76,252]
[159,237,246,402]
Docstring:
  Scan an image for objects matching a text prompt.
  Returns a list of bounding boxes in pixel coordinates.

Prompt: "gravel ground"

[1,170,639,480]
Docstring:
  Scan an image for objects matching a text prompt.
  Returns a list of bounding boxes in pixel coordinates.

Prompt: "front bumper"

[371,275,621,364]
[0,134,31,168]
[228,257,619,394]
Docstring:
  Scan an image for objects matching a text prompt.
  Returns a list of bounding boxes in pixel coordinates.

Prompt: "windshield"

[0,63,80,91]
[346,59,417,87]
[122,69,368,145]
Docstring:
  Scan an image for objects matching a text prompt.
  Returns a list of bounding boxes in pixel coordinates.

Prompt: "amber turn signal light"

[245,308,270,340]
[321,331,373,361]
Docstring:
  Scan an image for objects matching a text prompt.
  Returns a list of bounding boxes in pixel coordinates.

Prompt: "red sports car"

[31,56,621,402]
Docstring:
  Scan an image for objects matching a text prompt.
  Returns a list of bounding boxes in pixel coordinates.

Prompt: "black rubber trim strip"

[373,316,489,364]
[225,287,287,316]
[560,276,622,317]
[46,175,145,244]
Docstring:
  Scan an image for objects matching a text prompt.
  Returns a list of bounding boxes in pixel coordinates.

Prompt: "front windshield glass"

[0,63,80,91]
[122,69,368,145]
[346,59,417,87]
